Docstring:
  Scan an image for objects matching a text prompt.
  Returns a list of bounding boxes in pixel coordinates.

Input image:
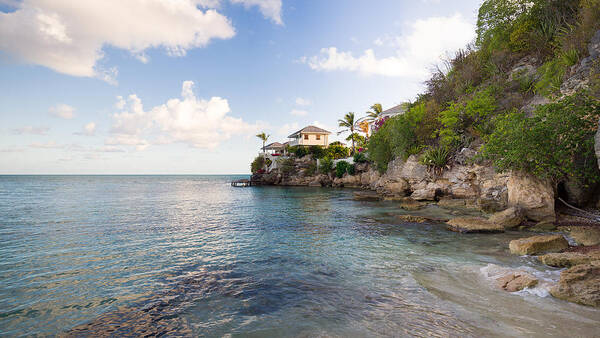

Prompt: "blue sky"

[0,0,481,174]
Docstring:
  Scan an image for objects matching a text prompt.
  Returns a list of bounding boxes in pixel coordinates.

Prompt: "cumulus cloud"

[49,104,76,119]
[229,0,282,25]
[295,97,311,106]
[11,126,50,135]
[108,81,261,150]
[290,109,307,116]
[303,14,475,79]
[277,122,299,138]
[0,0,236,82]
[75,122,96,136]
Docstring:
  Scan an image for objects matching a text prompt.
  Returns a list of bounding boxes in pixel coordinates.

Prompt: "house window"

[316,135,320,140]
[304,134,309,140]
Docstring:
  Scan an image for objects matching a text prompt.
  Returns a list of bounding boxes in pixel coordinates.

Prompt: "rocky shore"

[251,151,600,308]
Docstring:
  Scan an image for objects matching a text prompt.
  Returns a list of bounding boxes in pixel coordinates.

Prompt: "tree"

[256,132,269,154]
[338,112,358,155]
[366,103,383,122]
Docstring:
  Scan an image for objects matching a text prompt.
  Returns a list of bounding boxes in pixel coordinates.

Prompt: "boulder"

[509,235,568,255]
[446,217,505,233]
[488,207,524,229]
[496,272,538,292]
[539,250,600,268]
[507,172,555,222]
[378,179,409,197]
[570,226,600,246]
[550,264,600,307]
[410,187,437,201]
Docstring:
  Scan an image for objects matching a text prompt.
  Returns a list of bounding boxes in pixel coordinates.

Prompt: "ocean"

[0,175,598,336]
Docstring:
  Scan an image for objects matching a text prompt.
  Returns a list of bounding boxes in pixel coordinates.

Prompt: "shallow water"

[0,175,598,336]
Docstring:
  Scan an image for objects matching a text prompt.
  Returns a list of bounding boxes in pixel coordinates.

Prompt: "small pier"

[231,179,252,187]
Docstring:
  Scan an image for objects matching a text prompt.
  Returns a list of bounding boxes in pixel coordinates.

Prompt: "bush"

[483,93,600,184]
[326,144,349,159]
[251,156,265,173]
[335,161,350,178]
[308,145,326,159]
[347,164,356,175]
[353,152,368,163]
[278,158,296,174]
[319,157,334,173]
[419,146,450,168]
[305,161,317,176]
[534,50,580,97]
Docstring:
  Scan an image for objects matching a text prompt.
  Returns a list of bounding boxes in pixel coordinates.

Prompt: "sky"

[0,0,482,174]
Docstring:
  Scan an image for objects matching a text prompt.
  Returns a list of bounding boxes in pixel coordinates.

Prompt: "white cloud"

[49,104,75,119]
[304,14,475,79]
[76,122,96,136]
[295,97,311,106]
[11,126,50,135]
[0,0,236,82]
[108,81,261,150]
[277,122,299,138]
[229,0,282,25]
[290,109,308,116]
[29,141,64,149]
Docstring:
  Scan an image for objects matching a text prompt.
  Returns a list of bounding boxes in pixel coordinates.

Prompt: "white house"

[287,125,331,147]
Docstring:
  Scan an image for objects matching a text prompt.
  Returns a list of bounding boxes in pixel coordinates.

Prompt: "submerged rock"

[488,207,524,229]
[509,235,569,255]
[539,250,600,268]
[507,172,555,222]
[569,226,600,246]
[496,272,538,292]
[529,221,557,232]
[353,191,381,201]
[396,215,428,223]
[446,217,504,233]
[550,263,600,307]
[398,199,430,211]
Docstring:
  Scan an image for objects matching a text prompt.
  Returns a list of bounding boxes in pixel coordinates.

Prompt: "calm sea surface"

[0,175,598,336]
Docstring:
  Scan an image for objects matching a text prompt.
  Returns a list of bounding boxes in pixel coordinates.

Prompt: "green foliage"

[534,49,580,96]
[305,161,317,176]
[326,144,349,159]
[483,93,600,183]
[319,157,334,173]
[353,152,368,163]
[419,146,450,168]
[347,164,356,175]
[335,161,350,178]
[288,146,308,158]
[251,156,265,173]
[308,145,326,159]
[279,158,296,174]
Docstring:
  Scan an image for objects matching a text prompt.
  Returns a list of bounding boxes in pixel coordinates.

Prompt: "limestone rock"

[496,272,538,292]
[353,191,381,201]
[539,250,600,268]
[488,207,524,229]
[550,264,600,307]
[446,217,505,233]
[529,221,557,232]
[396,215,428,223]
[398,199,429,211]
[507,172,555,222]
[509,235,568,255]
[570,226,600,247]
[410,187,437,201]
[377,179,409,197]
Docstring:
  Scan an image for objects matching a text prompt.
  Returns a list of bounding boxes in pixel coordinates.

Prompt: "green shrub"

[347,164,356,175]
[308,145,326,159]
[353,152,368,163]
[278,158,296,174]
[319,157,334,173]
[326,144,349,159]
[251,156,265,173]
[483,93,600,184]
[335,161,350,178]
[420,146,450,168]
[534,50,580,97]
[305,161,317,176]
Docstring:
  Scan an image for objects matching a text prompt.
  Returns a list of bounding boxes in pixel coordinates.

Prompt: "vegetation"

[251,156,265,173]
[419,146,450,170]
[366,103,383,122]
[319,157,334,173]
[483,93,600,183]
[278,158,296,174]
[256,132,269,153]
[326,144,349,159]
[338,112,358,155]
[335,161,351,178]
[353,152,368,163]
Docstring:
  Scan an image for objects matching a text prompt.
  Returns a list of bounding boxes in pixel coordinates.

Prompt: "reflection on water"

[0,176,599,337]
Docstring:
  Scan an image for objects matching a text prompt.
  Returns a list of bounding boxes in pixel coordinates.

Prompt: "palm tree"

[256,132,269,154]
[366,103,383,122]
[338,112,357,155]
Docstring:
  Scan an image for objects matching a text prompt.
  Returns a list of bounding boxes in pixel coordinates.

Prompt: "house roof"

[264,142,285,149]
[381,104,407,117]
[288,125,331,138]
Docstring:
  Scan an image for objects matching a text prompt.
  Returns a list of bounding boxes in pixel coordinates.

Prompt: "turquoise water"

[1,175,599,336]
